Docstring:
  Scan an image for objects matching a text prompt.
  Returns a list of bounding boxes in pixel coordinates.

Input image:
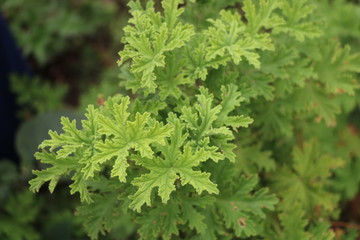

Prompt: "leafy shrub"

[0,0,116,64]
[0,160,83,240]
[29,0,360,239]
[10,74,68,115]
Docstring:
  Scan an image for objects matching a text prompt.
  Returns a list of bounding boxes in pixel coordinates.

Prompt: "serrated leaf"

[216,176,278,238]
[92,97,172,182]
[272,139,344,213]
[275,0,322,41]
[129,116,218,212]
[77,193,119,240]
[29,151,78,193]
[243,0,281,33]
[279,206,311,240]
[119,0,194,94]
[138,202,181,240]
[180,197,213,234]
[205,4,276,68]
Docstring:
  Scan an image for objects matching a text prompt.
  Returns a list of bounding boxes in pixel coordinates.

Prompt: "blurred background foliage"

[0,0,359,239]
[0,0,130,239]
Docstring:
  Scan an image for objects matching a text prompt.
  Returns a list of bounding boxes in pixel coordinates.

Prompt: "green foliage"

[119,0,195,95]
[76,190,135,240]
[331,127,360,199]
[213,175,278,239]
[0,191,39,240]
[274,0,323,41]
[205,1,275,68]
[276,206,335,240]
[79,68,124,109]
[28,0,360,239]
[130,116,218,212]
[272,139,343,214]
[0,160,83,240]
[10,74,68,114]
[1,0,115,64]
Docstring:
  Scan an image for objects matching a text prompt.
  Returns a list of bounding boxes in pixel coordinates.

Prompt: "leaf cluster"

[29,0,360,239]
[0,0,115,64]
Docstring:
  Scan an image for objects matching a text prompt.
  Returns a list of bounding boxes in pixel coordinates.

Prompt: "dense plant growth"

[1,0,360,239]
[0,0,115,64]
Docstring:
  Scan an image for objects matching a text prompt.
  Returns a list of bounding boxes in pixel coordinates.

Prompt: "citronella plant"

[30,0,360,239]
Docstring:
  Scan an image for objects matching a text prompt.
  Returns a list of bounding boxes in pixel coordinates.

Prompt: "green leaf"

[243,0,282,33]
[234,142,276,174]
[29,151,78,193]
[119,0,195,94]
[205,2,277,68]
[77,193,119,240]
[315,40,360,96]
[39,117,86,158]
[275,0,322,41]
[205,11,257,67]
[196,207,224,240]
[155,52,191,99]
[215,84,253,128]
[309,222,335,240]
[180,196,214,234]
[181,86,252,162]
[272,139,344,213]
[31,96,172,204]
[129,116,218,212]
[279,206,311,240]
[238,71,275,101]
[137,202,181,240]
[92,96,173,182]
[216,176,278,238]
[289,82,341,126]
[254,99,293,139]
[182,42,230,82]
[277,207,335,240]
[163,0,184,29]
